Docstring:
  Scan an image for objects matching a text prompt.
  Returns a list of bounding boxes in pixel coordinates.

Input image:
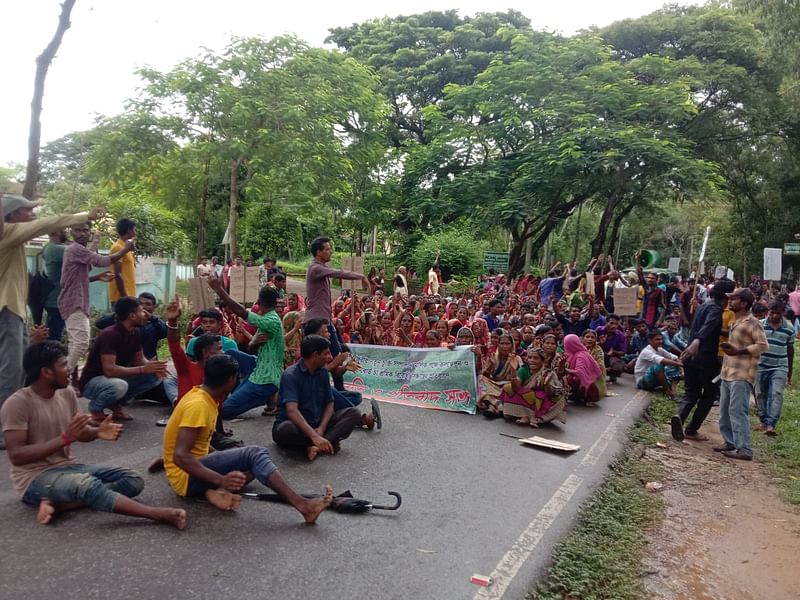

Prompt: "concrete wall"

[26,246,177,312]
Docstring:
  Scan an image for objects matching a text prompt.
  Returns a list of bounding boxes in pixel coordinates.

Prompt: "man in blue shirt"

[272,336,361,461]
[756,301,795,436]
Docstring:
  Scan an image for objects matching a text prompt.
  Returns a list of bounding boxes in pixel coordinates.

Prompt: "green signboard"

[483,251,510,272]
[784,243,800,256]
[343,344,478,414]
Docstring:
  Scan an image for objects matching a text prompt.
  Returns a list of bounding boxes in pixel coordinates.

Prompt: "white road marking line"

[474,391,646,600]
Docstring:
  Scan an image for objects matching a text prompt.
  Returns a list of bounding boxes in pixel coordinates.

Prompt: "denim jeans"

[22,463,144,512]
[185,446,278,497]
[163,374,179,405]
[719,379,753,457]
[83,373,162,413]
[0,308,27,411]
[220,381,278,419]
[225,349,257,381]
[332,388,362,411]
[757,369,788,428]
[45,307,66,342]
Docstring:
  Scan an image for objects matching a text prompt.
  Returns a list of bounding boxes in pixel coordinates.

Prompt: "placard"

[714,265,728,280]
[614,286,639,316]
[340,256,365,291]
[229,266,262,304]
[763,248,782,281]
[668,257,681,273]
[188,277,216,312]
[584,272,595,296]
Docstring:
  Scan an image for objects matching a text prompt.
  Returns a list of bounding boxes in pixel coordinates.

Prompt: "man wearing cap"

[716,288,768,460]
[0,194,105,449]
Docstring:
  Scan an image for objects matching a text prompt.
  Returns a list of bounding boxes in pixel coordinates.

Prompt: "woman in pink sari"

[563,334,602,406]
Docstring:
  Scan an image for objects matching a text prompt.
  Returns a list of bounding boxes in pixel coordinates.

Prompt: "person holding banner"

[479,333,521,418]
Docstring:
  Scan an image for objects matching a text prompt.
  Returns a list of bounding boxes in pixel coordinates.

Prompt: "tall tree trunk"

[196,180,208,263]
[196,151,210,262]
[590,192,622,258]
[357,229,363,257]
[228,156,244,258]
[23,0,76,200]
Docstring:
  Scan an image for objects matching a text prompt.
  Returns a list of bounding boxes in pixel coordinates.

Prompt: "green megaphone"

[639,250,661,270]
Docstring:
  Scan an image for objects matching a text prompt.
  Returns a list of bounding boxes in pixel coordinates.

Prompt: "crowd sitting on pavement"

[0,194,797,529]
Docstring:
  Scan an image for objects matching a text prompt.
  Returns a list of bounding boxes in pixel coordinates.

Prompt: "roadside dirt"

[639,406,800,600]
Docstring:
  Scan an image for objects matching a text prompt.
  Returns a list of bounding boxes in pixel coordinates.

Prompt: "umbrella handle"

[370,491,402,511]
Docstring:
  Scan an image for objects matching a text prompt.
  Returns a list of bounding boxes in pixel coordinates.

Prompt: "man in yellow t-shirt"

[162,354,333,523]
[108,218,137,304]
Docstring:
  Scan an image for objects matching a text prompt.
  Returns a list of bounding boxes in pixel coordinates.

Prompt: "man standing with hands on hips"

[716,288,768,461]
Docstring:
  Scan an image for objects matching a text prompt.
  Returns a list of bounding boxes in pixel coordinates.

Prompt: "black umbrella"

[242,490,401,514]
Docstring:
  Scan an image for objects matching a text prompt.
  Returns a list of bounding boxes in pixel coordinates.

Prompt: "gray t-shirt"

[304,260,362,322]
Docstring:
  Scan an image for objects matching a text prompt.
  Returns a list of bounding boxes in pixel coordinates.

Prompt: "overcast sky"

[1,1,697,164]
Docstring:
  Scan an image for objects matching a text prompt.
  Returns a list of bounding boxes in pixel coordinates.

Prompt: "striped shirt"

[720,314,768,383]
[758,318,795,372]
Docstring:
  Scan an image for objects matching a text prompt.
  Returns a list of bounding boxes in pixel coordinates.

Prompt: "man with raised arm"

[1,341,185,528]
[305,236,369,360]
[163,353,333,522]
[0,195,106,450]
[59,222,134,383]
[206,274,284,418]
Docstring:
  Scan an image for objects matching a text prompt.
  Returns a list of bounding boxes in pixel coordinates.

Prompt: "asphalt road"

[0,377,646,600]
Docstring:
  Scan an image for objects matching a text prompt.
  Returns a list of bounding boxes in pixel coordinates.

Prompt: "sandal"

[370,399,382,430]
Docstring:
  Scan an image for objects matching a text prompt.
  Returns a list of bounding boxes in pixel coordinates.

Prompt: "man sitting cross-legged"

[163,353,333,522]
[0,341,185,528]
[634,330,683,400]
[273,335,362,461]
[79,296,168,423]
[302,318,380,431]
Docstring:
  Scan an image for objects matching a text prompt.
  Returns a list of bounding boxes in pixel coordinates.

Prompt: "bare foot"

[158,508,187,530]
[147,457,165,473]
[301,484,334,524]
[205,489,242,511]
[516,417,530,426]
[37,500,55,525]
[307,446,320,462]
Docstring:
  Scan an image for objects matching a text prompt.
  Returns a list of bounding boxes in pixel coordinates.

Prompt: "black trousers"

[676,357,720,435]
[272,407,361,449]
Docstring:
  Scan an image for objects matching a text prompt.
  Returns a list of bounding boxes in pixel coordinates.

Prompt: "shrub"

[411,229,484,281]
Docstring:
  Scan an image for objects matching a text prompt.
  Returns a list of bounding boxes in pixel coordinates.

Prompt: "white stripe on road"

[473,391,645,600]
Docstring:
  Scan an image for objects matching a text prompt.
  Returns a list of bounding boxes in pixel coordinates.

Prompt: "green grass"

[529,395,669,600]
[752,353,800,504]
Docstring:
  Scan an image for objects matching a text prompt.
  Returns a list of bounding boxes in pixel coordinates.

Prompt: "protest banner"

[614,286,639,316]
[343,344,478,414]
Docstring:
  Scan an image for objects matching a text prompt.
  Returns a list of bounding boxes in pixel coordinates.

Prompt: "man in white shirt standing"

[634,330,683,399]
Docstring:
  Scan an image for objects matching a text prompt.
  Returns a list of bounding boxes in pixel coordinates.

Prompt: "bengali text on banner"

[342,344,478,414]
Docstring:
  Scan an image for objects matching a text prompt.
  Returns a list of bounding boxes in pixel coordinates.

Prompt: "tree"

[23,0,76,200]
[403,30,718,275]
[599,4,799,276]
[130,36,388,258]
